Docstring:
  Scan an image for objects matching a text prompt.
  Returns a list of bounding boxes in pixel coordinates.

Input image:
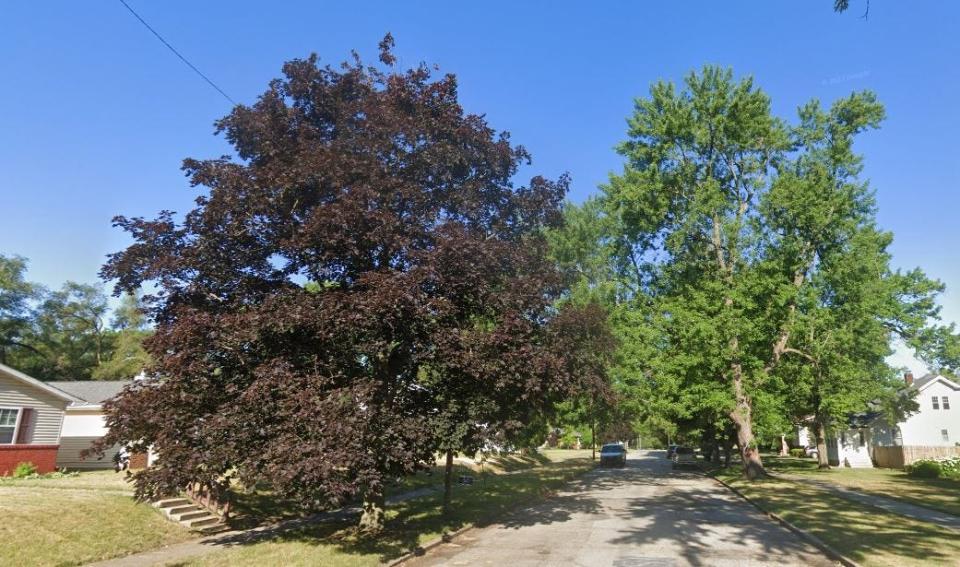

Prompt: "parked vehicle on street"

[671,446,697,469]
[599,443,627,467]
[805,446,819,458]
[666,444,679,459]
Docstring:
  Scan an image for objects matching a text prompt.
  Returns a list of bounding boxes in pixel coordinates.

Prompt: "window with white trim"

[943,396,951,410]
[0,408,19,444]
[932,396,940,410]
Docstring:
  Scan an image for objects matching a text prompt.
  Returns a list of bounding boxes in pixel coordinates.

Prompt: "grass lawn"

[762,455,960,517]
[0,470,193,567]
[230,449,592,529]
[174,450,596,567]
[715,468,960,567]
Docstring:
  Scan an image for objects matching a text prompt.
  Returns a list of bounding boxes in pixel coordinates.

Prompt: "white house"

[895,372,959,446]
[50,381,131,469]
[798,372,960,468]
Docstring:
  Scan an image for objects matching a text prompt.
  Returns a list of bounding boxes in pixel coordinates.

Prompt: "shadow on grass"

[185,457,597,564]
[723,474,960,565]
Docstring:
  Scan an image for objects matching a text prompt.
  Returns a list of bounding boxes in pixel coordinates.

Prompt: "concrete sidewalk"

[773,472,960,532]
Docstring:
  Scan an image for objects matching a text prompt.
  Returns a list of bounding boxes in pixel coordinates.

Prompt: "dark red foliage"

[95,39,602,516]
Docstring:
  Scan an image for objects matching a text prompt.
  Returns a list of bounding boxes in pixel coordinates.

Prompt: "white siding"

[900,380,960,446]
[0,371,67,445]
[56,409,118,469]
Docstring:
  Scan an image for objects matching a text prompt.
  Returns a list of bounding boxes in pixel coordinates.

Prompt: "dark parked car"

[599,443,627,467]
[666,444,679,459]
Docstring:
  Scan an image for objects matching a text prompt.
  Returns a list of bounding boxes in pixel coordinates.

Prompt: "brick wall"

[0,445,60,475]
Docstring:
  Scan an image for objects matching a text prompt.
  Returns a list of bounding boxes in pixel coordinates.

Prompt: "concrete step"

[166,504,200,515]
[154,497,190,508]
[197,522,231,535]
[171,509,210,522]
[185,515,222,529]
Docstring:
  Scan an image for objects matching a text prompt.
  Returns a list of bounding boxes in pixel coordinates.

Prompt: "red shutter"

[15,408,33,444]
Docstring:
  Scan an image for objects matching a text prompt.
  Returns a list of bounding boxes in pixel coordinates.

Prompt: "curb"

[710,474,862,567]
[388,460,599,565]
[385,523,476,566]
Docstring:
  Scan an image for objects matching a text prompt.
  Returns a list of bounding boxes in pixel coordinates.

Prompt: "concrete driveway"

[405,450,835,567]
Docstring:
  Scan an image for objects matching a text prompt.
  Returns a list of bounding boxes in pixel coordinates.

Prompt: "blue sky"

[1,1,957,371]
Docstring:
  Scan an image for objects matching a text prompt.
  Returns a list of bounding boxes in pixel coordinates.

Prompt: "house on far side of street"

[797,372,960,468]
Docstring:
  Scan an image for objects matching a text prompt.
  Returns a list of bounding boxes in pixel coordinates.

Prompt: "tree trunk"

[358,486,385,534]
[722,432,733,468]
[815,419,830,469]
[442,449,454,516]
[779,435,789,457]
[591,419,597,460]
[729,370,764,479]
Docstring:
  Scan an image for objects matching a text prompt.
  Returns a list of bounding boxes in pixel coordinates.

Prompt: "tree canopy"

[96,36,613,532]
[552,67,957,478]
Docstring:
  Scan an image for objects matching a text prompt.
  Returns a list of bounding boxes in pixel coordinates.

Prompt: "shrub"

[789,448,806,458]
[935,457,960,480]
[12,462,38,478]
[906,459,942,479]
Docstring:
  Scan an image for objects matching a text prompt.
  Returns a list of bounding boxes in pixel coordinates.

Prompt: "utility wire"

[117,0,236,105]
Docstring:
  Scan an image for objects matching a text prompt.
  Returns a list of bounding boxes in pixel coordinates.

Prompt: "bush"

[789,448,806,458]
[12,462,38,478]
[935,457,960,480]
[906,460,942,479]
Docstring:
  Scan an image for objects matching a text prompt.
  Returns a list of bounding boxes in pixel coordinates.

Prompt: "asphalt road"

[405,450,835,567]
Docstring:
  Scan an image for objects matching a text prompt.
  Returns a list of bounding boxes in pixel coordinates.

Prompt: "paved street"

[406,450,835,567]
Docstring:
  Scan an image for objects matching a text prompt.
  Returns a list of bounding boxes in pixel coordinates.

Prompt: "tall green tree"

[92,292,152,380]
[604,67,794,478]
[0,254,40,365]
[29,282,112,380]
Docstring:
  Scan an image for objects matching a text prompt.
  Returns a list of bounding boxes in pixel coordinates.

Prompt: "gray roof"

[50,381,131,405]
[912,373,939,390]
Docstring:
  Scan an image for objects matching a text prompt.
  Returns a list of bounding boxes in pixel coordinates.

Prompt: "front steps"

[154,497,229,534]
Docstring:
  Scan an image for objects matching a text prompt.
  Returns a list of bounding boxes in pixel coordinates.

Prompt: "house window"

[0,408,20,444]
[943,396,951,410]
[943,430,950,442]
[932,396,940,410]
[859,430,865,447]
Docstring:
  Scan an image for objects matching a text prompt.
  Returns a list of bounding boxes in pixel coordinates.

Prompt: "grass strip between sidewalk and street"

[761,454,960,517]
[167,450,595,567]
[713,468,960,567]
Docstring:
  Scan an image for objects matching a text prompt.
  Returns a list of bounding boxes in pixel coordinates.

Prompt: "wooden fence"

[872,445,960,469]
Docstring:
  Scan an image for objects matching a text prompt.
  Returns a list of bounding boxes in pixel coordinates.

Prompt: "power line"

[117,0,236,105]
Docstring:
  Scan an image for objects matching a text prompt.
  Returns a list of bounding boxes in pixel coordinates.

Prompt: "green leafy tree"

[92,292,152,380]
[0,254,40,365]
[21,282,112,380]
[603,67,794,478]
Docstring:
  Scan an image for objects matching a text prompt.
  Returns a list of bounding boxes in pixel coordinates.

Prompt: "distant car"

[666,444,679,459]
[599,443,627,467]
[671,446,697,469]
[805,446,819,458]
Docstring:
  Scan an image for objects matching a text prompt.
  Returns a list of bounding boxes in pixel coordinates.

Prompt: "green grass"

[175,450,596,567]
[229,449,593,529]
[762,454,960,517]
[715,467,960,566]
[0,470,193,566]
